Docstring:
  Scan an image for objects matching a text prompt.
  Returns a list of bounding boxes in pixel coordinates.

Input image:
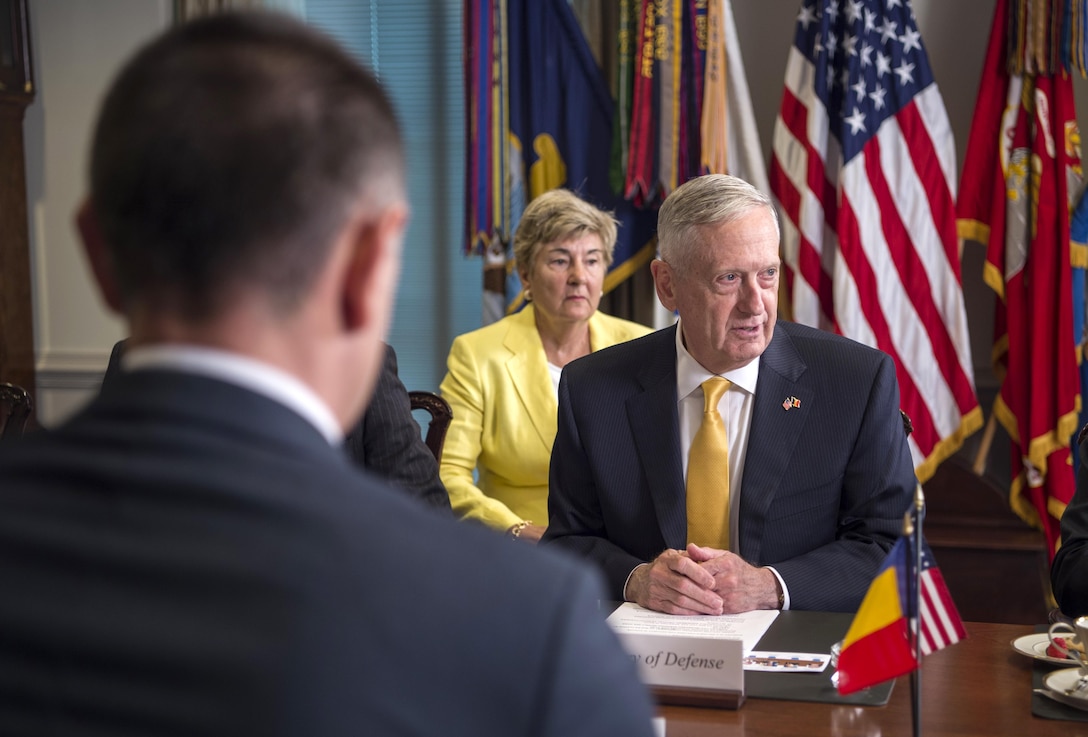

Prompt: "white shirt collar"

[674,318,761,400]
[122,344,344,444]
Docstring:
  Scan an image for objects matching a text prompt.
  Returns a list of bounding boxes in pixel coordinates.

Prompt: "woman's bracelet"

[508,520,532,540]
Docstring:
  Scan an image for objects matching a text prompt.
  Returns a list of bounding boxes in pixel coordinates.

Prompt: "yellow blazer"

[439,305,652,531]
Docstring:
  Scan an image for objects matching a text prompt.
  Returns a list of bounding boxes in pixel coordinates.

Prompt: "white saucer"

[1042,667,1088,712]
[1011,633,1079,666]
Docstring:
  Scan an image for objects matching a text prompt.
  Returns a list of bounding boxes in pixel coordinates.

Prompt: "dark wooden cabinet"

[0,0,35,417]
[923,456,1051,624]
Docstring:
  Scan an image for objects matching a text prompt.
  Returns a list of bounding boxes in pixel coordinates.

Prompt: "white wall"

[22,0,1086,425]
[24,0,171,425]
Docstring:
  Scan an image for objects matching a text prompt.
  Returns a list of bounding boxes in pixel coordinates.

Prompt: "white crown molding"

[36,349,110,390]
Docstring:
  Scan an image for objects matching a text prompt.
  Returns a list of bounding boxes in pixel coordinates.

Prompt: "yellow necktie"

[686,377,732,549]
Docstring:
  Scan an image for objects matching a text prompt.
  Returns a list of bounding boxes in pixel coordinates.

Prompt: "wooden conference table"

[656,614,1083,737]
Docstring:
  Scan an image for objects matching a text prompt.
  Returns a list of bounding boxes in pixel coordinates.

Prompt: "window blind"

[303,0,479,394]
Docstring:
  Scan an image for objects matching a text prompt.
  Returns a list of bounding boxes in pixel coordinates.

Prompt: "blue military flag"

[465,0,656,322]
[464,1,766,324]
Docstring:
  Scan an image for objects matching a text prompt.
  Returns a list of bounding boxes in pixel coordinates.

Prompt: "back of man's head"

[89,11,405,321]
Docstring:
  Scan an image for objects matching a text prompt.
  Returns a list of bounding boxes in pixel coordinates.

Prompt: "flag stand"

[907,483,926,737]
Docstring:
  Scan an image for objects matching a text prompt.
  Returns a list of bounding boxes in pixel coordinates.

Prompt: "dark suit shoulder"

[772,320,890,376]
[776,320,885,357]
[565,327,674,381]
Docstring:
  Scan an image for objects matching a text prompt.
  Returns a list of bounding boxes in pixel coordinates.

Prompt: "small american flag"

[915,539,967,654]
[770,0,981,484]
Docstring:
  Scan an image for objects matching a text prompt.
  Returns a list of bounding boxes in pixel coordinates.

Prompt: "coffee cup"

[1048,616,1088,672]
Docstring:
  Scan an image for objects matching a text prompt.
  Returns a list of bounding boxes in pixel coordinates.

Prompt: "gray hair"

[656,174,780,272]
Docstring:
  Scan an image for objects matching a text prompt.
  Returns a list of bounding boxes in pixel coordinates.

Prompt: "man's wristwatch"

[775,579,785,610]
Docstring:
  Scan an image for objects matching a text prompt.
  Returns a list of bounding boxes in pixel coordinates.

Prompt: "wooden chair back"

[0,382,33,439]
[408,391,452,461]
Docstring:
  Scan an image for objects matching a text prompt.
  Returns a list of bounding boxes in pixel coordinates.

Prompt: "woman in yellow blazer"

[440,190,652,542]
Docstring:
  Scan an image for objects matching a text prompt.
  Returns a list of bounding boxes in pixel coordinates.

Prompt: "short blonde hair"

[513,189,618,275]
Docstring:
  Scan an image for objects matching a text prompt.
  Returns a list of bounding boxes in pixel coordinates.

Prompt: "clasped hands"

[625,544,781,615]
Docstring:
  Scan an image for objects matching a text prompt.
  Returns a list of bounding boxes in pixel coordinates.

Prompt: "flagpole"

[907,483,926,737]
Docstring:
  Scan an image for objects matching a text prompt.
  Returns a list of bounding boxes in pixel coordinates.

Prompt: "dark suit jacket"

[543,321,918,612]
[0,370,654,736]
[106,340,451,514]
[343,345,451,513]
[1052,432,1088,616]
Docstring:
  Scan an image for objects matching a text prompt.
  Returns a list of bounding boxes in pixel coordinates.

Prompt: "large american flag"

[769,0,981,483]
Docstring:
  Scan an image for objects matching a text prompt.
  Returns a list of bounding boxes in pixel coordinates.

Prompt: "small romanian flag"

[835,537,966,695]
[836,539,917,694]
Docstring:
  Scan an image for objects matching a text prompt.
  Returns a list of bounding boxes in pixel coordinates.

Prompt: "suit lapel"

[739,325,810,560]
[628,327,687,549]
[503,306,558,452]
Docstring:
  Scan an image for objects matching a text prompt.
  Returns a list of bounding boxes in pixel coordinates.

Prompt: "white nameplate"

[614,632,744,693]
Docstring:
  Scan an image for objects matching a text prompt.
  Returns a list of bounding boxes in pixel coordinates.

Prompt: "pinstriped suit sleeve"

[546,371,650,599]
[344,345,451,514]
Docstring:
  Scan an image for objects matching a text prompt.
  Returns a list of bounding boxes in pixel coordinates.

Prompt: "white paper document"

[606,603,779,654]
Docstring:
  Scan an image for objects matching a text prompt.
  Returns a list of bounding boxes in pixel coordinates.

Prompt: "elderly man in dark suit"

[0,12,654,736]
[106,339,451,513]
[544,174,918,615]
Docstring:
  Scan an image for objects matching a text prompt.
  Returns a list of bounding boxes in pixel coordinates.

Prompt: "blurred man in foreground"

[0,12,653,736]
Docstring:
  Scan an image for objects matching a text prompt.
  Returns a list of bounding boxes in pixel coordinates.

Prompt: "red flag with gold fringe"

[956,0,1082,556]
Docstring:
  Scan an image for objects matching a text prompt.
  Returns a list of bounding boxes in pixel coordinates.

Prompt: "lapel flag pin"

[782,396,801,411]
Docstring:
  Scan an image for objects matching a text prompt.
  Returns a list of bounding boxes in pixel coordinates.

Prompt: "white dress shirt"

[547,361,563,399]
[122,344,344,445]
[673,320,791,609]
